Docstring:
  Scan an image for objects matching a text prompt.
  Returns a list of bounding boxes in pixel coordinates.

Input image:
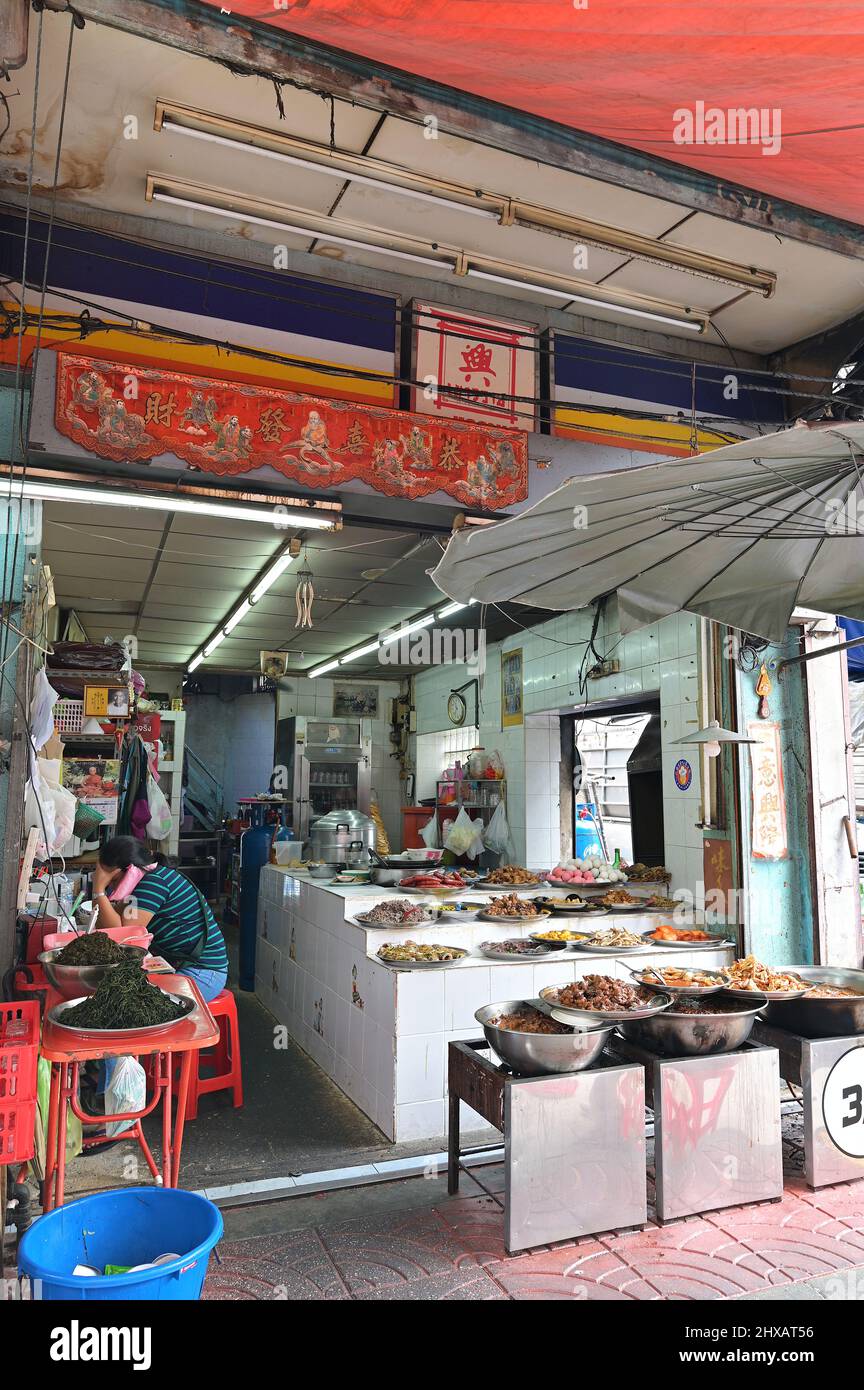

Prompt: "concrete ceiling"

[3,11,864,355]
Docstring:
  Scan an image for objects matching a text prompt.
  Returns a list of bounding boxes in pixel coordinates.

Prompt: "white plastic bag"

[443,807,485,859]
[146,775,172,841]
[484,799,515,861]
[106,1055,147,1137]
[419,814,439,849]
[25,757,77,856]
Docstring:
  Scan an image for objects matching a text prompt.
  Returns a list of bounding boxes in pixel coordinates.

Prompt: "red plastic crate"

[0,1000,40,1104]
[0,1100,36,1164]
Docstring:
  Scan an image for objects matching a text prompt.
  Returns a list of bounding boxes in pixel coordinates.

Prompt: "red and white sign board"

[747,720,789,860]
[411,302,536,431]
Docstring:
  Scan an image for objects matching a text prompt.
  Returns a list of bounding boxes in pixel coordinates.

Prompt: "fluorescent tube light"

[160,119,497,220]
[437,600,477,618]
[150,190,454,271]
[309,659,340,677]
[224,599,251,634]
[465,269,705,333]
[203,630,227,657]
[188,654,204,673]
[340,640,383,663]
[380,615,436,645]
[250,553,295,602]
[17,479,336,528]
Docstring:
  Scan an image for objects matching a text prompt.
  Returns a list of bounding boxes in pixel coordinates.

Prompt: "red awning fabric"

[202,1,864,227]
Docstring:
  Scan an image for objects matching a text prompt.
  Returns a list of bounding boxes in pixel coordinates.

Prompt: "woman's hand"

[92,865,115,896]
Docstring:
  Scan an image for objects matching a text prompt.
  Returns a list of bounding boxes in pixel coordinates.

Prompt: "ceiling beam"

[71,0,864,259]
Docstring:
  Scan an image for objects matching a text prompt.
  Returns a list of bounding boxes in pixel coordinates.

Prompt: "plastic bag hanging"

[294,564,315,629]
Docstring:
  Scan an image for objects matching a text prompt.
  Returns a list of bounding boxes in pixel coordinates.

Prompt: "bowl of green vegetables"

[39,932,147,999]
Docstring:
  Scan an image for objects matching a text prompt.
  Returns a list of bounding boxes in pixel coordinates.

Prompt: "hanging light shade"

[671,719,757,758]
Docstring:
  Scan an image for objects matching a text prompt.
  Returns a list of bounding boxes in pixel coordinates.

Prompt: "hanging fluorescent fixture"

[308,603,481,677]
[144,175,709,334]
[223,599,251,634]
[147,179,454,272]
[340,639,384,663]
[465,270,705,332]
[16,478,338,529]
[186,546,297,673]
[203,630,227,658]
[251,553,295,602]
[154,102,775,296]
[157,111,497,221]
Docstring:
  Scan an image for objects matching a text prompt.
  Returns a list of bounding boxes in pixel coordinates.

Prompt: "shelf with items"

[436,777,506,816]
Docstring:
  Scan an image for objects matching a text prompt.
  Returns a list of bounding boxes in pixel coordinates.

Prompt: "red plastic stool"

[183,989,243,1121]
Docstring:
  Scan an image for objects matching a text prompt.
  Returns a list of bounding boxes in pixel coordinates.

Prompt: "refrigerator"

[273,714,372,842]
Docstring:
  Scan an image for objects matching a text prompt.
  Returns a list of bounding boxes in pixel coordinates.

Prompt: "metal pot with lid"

[308,810,377,867]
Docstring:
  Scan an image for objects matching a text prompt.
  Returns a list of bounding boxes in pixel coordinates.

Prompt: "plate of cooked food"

[478,893,550,923]
[539,974,672,1024]
[722,954,815,1000]
[527,927,582,950]
[598,889,647,912]
[375,941,469,968]
[352,898,439,928]
[479,939,559,961]
[570,925,649,954]
[474,866,540,889]
[644,923,735,950]
[627,963,732,995]
[533,894,607,916]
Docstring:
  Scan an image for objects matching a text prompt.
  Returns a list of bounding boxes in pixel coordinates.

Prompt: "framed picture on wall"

[501,648,524,728]
[333,684,379,718]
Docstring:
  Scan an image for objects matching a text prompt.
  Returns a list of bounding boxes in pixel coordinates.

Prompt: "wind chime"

[294,560,315,629]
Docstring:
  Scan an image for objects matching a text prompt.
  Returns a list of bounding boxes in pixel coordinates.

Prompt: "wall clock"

[447,691,467,726]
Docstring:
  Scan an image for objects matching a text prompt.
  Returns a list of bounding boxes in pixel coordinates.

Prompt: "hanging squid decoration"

[755,662,773,719]
[295,566,315,629]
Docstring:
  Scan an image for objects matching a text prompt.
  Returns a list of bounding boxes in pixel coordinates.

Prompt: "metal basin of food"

[762,967,864,1037]
[38,945,147,999]
[475,1000,614,1076]
[618,993,767,1056]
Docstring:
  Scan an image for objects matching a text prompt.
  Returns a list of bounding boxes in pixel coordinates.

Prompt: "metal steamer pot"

[308,810,377,868]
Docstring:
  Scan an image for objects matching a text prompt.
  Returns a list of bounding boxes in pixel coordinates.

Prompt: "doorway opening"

[564,699,663,866]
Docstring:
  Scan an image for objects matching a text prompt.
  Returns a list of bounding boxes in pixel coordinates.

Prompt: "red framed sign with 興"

[411,301,537,431]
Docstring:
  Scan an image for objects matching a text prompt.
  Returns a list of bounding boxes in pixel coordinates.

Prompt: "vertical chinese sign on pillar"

[747,720,789,860]
[411,302,537,431]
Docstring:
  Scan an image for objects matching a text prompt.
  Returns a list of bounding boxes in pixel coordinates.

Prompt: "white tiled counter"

[254,865,734,1143]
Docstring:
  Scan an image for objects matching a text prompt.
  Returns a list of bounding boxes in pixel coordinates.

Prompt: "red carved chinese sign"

[54,353,528,509]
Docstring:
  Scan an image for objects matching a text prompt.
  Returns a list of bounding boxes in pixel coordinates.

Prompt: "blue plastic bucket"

[18,1187,223,1301]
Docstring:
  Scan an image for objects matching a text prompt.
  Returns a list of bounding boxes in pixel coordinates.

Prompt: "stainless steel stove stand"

[754,1022,864,1188]
[612,1038,783,1222]
[448,1040,646,1254]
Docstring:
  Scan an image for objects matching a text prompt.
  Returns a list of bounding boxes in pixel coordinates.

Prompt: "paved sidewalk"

[202,1161,864,1301]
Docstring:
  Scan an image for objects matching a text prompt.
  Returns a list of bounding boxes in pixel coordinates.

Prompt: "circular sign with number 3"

[822,1046,864,1158]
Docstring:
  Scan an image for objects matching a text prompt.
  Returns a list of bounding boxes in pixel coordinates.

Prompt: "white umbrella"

[430,423,864,642]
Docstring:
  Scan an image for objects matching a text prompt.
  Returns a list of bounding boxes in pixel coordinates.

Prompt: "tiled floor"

[203,1160,864,1302]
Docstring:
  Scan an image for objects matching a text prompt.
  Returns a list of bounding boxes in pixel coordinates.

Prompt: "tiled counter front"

[254,866,734,1144]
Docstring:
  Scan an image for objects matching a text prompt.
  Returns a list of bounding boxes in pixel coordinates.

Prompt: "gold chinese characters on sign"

[747,720,788,860]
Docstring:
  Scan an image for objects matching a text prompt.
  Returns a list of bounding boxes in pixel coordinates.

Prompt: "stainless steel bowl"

[618,994,767,1056]
[39,946,147,1000]
[762,966,864,1037]
[475,1000,614,1076]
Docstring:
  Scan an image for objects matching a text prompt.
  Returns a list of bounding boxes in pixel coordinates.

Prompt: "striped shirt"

[132,866,228,972]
